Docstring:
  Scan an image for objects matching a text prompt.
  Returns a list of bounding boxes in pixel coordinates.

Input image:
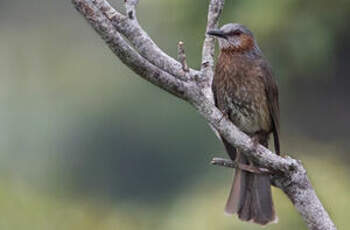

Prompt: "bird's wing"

[259,60,280,155]
[212,67,237,160]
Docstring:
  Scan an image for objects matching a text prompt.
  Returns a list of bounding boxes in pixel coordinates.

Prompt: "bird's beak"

[207,29,226,39]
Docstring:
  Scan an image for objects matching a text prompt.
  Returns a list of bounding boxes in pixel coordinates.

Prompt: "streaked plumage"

[209,23,280,225]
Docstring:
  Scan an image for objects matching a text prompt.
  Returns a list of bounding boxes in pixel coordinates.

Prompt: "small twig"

[124,0,138,20]
[177,41,189,73]
[211,157,235,168]
[211,157,271,174]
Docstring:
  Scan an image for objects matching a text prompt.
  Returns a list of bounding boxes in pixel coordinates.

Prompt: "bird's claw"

[218,110,229,123]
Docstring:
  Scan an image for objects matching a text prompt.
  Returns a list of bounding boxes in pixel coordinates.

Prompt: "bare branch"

[92,0,200,80]
[177,41,189,73]
[211,157,271,174]
[72,0,187,99]
[211,157,236,168]
[72,0,337,229]
[201,0,225,84]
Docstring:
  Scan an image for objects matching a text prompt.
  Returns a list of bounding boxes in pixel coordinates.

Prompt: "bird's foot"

[218,109,229,123]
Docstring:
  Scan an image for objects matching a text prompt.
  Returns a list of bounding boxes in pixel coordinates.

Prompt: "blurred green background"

[0,0,349,229]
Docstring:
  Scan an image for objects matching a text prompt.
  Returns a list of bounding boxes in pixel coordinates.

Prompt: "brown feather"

[213,47,279,225]
[258,61,280,154]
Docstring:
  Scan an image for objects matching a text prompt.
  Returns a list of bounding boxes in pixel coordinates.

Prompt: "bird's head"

[207,23,258,54]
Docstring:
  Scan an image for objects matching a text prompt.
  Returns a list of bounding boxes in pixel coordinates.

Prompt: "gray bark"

[72,1,337,229]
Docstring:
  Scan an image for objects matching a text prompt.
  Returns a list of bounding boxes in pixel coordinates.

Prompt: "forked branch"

[72,1,337,229]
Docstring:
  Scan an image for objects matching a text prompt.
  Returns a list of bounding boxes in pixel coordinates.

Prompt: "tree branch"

[72,0,337,229]
[201,0,225,85]
[73,0,188,99]
[92,0,200,81]
[211,157,271,174]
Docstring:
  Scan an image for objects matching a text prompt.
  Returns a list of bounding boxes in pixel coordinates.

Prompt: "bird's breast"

[213,54,271,134]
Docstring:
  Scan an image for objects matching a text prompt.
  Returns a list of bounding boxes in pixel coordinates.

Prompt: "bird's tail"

[222,140,277,225]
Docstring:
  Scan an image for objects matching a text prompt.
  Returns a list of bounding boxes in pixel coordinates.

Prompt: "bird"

[208,23,280,225]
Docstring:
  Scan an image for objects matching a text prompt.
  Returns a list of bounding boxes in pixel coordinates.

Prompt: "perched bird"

[208,23,280,225]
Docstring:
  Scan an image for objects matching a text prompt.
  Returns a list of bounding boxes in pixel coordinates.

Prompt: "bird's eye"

[230,30,242,36]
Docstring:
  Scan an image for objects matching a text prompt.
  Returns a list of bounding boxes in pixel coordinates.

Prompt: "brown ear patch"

[222,34,255,53]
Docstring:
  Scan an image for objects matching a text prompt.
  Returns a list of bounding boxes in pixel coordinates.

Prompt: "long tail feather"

[222,139,277,225]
